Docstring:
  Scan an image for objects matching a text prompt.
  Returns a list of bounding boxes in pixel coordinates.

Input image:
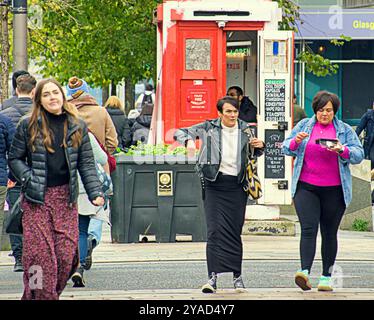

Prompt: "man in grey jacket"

[1,74,36,272]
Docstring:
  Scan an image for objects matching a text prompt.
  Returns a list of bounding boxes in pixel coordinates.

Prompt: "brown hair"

[312,91,340,114]
[104,96,124,112]
[28,78,82,153]
[16,74,37,94]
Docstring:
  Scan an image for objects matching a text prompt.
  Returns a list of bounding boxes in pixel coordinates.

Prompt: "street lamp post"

[12,0,27,71]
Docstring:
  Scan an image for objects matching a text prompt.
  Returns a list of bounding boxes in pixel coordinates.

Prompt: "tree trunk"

[0,6,10,104]
[125,78,134,115]
[111,82,117,96]
[102,84,109,105]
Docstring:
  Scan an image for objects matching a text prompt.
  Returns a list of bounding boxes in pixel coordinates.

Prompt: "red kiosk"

[152,0,294,208]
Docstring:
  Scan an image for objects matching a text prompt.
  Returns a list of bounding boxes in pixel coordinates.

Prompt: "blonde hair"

[29,78,82,153]
[104,96,124,112]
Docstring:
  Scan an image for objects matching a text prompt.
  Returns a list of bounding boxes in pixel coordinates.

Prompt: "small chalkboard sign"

[265,79,286,122]
[265,129,285,179]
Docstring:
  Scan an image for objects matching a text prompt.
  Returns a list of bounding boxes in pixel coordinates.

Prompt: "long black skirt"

[204,173,247,275]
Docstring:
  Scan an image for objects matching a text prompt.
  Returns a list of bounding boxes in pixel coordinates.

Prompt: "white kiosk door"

[257,30,294,205]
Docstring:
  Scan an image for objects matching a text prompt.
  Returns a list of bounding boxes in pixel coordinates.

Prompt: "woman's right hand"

[295,132,309,144]
[186,139,196,157]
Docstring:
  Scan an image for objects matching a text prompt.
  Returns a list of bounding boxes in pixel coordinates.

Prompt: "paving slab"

[1,288,374,300]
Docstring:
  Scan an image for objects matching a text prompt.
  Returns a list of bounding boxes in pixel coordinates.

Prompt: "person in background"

[293,94,307,127]
[1,74,37,272]
[8,78,104,300]
[355,101,374,169]
[71,130,109,287]
[131,102,153,145]
[282,91,364,292]
[134,83,155,112]
[67,76,118,154]
[1,70,30,111]
[227,86,257,123]
[174,96,264,294]
[104,96,131,150]
[0,114,16,271]
[67,76,118,281]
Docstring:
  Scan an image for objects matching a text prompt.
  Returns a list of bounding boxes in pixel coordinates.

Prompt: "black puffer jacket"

[131,115,152,145]
[8,115,103,205]
[0,97,32,127]
[106,107,131,149]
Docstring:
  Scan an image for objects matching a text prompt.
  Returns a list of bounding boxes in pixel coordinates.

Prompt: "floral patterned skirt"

[21,184,79,300]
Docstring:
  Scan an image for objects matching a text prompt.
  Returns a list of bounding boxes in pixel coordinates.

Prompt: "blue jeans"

[78,216,103,265]
[88,218,103,245]
[7,186,23,260]
[78,215,90,265]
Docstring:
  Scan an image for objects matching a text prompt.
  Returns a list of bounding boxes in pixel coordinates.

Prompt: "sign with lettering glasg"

[265,130,285,179]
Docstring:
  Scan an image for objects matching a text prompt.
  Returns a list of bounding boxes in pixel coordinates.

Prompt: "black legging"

[293,181,346,277]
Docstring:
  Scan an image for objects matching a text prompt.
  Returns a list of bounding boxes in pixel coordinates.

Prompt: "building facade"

[294,0,374,125]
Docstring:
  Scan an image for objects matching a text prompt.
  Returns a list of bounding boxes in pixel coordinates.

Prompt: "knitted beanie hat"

[66,76,89,99]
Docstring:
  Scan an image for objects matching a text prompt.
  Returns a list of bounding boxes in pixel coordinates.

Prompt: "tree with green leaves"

[28,0,160,106]
[1,0,350,105]
[274,0,350,77]
[0,4,10,103]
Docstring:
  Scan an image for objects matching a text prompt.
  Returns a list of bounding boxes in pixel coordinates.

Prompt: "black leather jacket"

[174,118,264,183]
[8,115,103,205]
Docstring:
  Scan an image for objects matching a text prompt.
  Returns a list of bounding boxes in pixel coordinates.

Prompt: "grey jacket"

[174,118,264,183]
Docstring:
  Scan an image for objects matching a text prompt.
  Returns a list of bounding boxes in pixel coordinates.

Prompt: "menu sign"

[265,79,286,122]
[265,130,285,179]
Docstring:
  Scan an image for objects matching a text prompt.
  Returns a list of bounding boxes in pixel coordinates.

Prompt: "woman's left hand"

[327,140,344,154]
[92,196,105,206]
[249,138,265,149]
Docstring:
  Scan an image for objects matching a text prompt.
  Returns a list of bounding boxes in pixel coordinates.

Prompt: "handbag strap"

[245,127,256,160]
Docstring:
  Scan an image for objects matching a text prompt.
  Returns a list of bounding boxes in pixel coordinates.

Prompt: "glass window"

[185,39,211,71]
[342,63,374,121]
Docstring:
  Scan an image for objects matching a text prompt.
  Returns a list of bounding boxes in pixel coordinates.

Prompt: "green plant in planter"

[117,142,189,156]
[352,219,370,232]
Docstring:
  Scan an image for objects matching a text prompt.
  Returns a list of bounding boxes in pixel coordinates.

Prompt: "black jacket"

[106,107,131,149]
[0,96,18,111]
[0,97,32,127]
[239,96,257,123]
[173,118,264,183]
[8,115,103,205]
[131,114,152,145]
[0,115,15,186]
[356,109,374,158]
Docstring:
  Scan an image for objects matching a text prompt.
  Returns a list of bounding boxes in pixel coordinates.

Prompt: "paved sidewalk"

[2,218,374,266]
[1,222,374,300]
[1,288,374,300]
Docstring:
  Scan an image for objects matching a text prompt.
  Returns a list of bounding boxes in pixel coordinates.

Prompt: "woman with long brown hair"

[8,78,104,300]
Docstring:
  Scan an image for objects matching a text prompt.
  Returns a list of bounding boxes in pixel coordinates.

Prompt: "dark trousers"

[7,186,23,260]
[293,181,346,277]
[78,215,90,266]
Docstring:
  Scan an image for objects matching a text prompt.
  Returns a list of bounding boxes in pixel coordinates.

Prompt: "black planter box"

[110,155,207,243]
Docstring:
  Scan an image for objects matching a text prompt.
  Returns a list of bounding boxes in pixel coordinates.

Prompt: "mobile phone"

[315,138,339,148]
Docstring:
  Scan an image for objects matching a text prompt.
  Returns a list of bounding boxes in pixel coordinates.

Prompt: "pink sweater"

[290,122,350,186]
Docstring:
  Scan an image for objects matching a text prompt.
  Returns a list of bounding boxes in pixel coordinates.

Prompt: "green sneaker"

[295,269,312,291]
[317,276,333,292]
